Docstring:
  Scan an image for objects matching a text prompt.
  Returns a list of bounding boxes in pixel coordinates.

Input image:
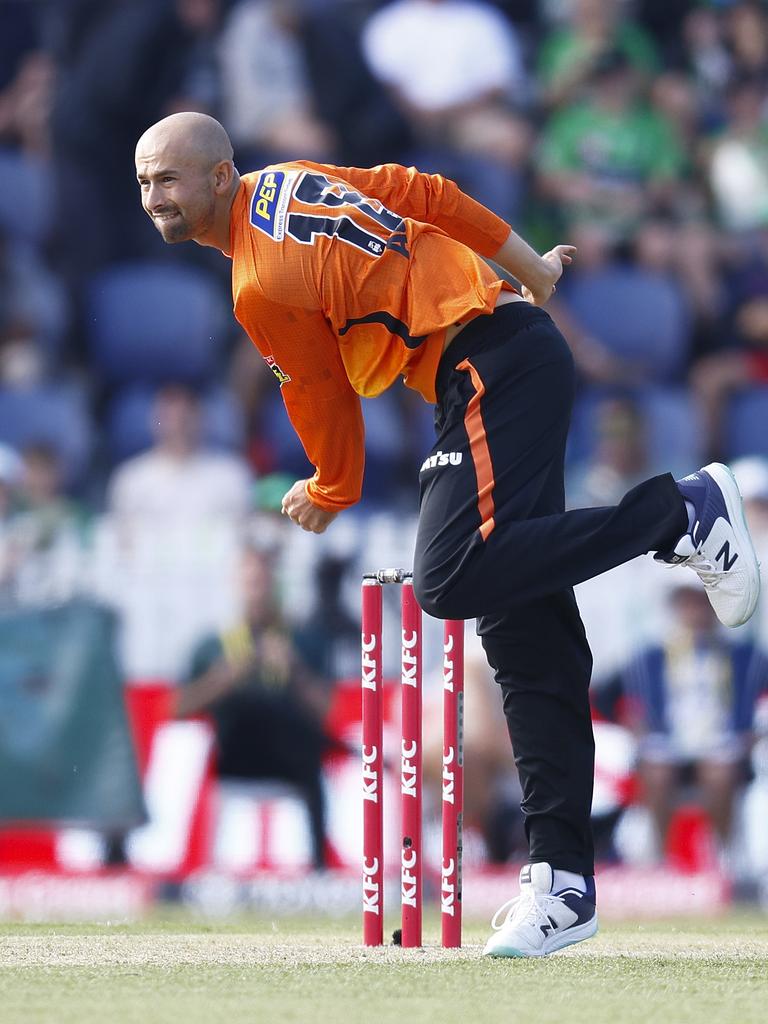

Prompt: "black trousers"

[412,302,688,874]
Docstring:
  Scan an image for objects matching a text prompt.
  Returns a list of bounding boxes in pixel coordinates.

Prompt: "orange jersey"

[227,160,511,511]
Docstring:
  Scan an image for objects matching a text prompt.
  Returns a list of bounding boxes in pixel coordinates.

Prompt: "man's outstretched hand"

[520,244,577,306]
[281,479,337,533]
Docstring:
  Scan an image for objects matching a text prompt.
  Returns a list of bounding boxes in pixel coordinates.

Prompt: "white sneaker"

[654,462,761,628]
[482,863,597,959]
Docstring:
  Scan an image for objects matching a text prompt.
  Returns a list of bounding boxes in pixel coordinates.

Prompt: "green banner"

[0,600,146,829]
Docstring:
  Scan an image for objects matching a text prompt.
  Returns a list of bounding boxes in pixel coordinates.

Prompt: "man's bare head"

[136,112,238,248]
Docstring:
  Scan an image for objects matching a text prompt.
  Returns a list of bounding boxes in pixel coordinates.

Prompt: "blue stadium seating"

[0,384,92,485]
[0,148,52,246]
[86,263,227,386]
[256,386,421,504]
[562,266,692,382]
[256,389,317,479]
[725,387,768,459]
[568,387,703,478]
[106,385,246,463]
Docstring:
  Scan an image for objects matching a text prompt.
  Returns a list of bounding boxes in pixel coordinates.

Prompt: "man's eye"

[162,177,175,184]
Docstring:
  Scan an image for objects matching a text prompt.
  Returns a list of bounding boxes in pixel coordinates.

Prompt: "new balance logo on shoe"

[716,540,739,572]
[540,915,558,938]
[420,451,463,472]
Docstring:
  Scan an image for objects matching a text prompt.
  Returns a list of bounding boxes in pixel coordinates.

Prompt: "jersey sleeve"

[293,160,511,258]
[251,304,366,512]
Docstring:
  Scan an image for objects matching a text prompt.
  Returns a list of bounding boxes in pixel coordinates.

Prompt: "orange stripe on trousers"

[456,357,495,541]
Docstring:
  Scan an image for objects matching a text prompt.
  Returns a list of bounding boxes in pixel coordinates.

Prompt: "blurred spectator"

[680,6,732,120]
[0,443,22,595]
[0,321,46,389]
[633,217,723,339]
[568,396,650,508]
[218,0,335,164]
[623,582,766,860]
[0,225,68,361]
[109,384,251,538]
[361,0,531,220]
[178,543,333,868]
[0,443,88,605]
[705,74,768,233]
[536,0,660,108]
[636,0,696,65]
[723,1,768,87]
[0,442,20,516]
[105,384,252,679]
[299,2,412,167]
[294,553,361,682]
[50,0,224,278]
[690,282,768,461]
[569,397,674,686]
[732,457,768,654]
[0,1,51,156]
[537,49,686,245]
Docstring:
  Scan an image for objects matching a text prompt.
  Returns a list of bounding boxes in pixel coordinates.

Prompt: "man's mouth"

[154,210,181,222]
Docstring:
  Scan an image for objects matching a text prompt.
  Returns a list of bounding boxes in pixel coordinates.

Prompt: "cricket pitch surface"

[2,912,767,1024]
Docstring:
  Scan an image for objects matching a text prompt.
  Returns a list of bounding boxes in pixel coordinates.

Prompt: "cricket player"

[135,112,760,957]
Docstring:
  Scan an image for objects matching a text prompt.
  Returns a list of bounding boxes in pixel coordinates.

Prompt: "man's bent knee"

[413,570,468,620]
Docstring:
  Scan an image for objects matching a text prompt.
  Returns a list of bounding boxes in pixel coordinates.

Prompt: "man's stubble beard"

[158,214,194,244]
[159,195,216,245]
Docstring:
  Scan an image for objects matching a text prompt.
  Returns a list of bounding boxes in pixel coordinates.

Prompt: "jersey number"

[286,173,404,258]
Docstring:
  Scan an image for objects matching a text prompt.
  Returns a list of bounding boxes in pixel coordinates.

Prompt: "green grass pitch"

[1,912,767,1024]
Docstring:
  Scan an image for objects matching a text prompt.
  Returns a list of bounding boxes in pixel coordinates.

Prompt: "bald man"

[136,112,759,957]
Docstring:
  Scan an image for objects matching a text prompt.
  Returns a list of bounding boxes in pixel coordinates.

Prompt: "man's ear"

[214,160,234,193]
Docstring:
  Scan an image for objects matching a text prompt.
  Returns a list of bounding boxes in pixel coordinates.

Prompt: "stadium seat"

[725,387,768,459]
[106,385,246,463]
[0,384,92,485]
[86,263,227,386]
[562,266,692,382]
[256,389,316,479]
[0,148,52,246]
[568,387,703,478]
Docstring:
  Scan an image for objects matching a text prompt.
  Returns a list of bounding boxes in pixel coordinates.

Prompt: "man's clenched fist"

[281,479,337,534]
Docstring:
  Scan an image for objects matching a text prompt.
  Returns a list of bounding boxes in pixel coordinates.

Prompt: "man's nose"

[145,182,164,210]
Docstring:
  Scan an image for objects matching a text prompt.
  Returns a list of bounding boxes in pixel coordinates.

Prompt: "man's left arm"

[293,159,573,305]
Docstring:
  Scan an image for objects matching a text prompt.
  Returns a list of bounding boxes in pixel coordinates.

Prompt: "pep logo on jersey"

[250,170,292,240]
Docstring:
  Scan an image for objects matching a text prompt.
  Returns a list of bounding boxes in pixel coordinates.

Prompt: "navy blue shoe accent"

[655,469,728,564]
[557,878,596,927]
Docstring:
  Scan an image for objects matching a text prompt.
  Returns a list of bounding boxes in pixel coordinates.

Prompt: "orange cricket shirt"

[226,160,511,511]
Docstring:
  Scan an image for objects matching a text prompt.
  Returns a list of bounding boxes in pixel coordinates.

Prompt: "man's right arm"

[246,303,366,518]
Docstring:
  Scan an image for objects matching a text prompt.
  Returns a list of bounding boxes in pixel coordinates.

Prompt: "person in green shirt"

[537,0,660,108]
[178,543,333,868]
[537,49,686,243]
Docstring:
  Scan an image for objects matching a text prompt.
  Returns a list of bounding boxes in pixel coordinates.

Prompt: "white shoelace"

[682,554,726,592]
[490,888,553,932]
[660,547,726,592]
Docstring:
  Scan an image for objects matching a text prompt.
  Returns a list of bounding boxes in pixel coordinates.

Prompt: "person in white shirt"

[361,0,530,220]
[106,385,252,680]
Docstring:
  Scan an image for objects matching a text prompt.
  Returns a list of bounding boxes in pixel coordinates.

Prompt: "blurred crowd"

[3,0,768,879]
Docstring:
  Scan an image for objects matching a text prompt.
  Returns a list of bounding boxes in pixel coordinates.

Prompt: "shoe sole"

[702,462,761,627]
[482,915,598,959]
